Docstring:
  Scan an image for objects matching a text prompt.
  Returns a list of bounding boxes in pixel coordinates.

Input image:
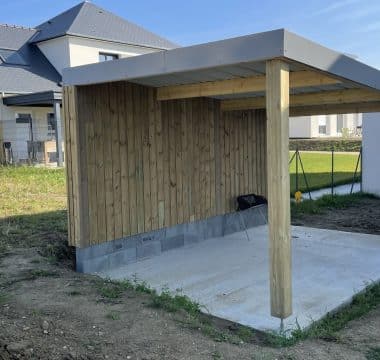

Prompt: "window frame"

[99,52,119,62]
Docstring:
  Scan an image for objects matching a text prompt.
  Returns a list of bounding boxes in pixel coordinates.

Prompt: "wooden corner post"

[63,86,89,248]
[266,60,292,319]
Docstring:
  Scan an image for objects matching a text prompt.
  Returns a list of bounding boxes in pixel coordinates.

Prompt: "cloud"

[314,0,361,15]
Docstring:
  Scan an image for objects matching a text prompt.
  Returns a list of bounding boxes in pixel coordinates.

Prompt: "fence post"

[331,147,334,196]
[360,146,363,192]
[295,147,299,192]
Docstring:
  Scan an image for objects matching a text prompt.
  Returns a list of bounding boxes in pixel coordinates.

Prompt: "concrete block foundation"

[76,205,268,273]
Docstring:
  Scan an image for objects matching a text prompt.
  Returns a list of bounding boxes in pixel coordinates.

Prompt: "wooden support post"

[266,59,292,319]
[54,100,63,167]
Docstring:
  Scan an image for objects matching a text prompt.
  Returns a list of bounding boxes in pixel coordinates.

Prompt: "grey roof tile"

[0,25,61,93]
[31,1,178,50]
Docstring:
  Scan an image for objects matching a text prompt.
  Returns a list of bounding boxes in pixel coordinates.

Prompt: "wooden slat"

[83,86,98,245]
[142,86,152,231]
[126,83,137,234]
[118,82,130,237]
[63,87,74,246]
[110,84,122,240]
[157,71,341,100]
[68,82,269,248]
[221,89,380,112]
[266,59,292,319]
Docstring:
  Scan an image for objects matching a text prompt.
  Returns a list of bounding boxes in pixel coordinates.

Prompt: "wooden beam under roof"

[220,88,380,112]
[156,71,341,101]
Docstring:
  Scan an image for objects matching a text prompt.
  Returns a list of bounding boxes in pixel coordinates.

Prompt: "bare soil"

[1,201,380,359]
[292,197,380,235]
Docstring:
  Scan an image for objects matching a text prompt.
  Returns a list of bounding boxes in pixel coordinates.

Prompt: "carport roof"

[63,28,380,92]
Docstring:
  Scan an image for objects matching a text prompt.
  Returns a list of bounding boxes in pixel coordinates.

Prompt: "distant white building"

[362,113,380,196]
[289,113,362,138]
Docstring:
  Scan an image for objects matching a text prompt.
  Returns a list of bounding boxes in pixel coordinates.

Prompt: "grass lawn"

[0,166,66,219]
[289,151,360,194]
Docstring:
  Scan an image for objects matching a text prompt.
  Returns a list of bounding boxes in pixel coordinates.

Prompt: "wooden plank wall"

[65,82,267,247]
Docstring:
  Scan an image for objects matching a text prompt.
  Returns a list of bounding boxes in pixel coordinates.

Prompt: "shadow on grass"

[290,171,360,194]
[0,210,73,266]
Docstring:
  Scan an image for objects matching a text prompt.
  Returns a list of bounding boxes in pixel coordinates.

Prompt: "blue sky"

[2,0,380,68]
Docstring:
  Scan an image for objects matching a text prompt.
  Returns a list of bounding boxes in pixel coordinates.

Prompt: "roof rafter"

[156,70,341,101]
[220,88,380,112]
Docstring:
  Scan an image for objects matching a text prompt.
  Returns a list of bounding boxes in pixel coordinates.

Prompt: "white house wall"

[37,37,71,76]
[67,36,161,68]
[362,113,380,196]
[0,95,63,162]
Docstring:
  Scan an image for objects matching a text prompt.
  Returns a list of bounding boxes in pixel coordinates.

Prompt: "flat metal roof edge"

[283,30,380,90]
[63,28,380,91]
[62,29,286,86]
[3,90,62,106]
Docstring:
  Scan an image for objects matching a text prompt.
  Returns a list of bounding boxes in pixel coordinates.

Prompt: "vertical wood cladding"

[65,82,267,247]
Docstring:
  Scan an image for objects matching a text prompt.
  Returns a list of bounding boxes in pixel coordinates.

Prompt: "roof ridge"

[0,23,36,31]
[35,1,85,29]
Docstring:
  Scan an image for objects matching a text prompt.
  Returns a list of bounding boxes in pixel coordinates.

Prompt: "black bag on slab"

[237,193,267,211]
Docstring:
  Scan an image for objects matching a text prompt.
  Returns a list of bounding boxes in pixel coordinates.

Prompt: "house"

[62,29,380,323]
[0,1,177,165]
[289,113,362,138]
[362,113,380,196]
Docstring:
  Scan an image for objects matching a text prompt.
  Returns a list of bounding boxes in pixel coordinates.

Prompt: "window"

[318,117,327,135]
[16,113,32,124]
[47,113,56,138]
[337,114,344,133]
[99,52,119,62]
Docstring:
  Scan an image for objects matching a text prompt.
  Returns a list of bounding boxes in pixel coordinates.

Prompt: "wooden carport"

[63,29,380,320]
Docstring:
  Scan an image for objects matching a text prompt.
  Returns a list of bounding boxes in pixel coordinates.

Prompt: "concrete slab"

[308,182,360,200]
[102,226,380,332]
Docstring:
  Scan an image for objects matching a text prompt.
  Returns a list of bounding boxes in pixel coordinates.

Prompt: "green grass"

[266,281,380,347]
[289,151,360,194]
[366,347,380,360]
[106,310,121,320]
[0,166,66,219]
[291,192,376,216]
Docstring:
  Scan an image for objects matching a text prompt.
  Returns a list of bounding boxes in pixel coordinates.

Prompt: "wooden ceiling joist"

[157,70,341,101]
[220,88,380,113]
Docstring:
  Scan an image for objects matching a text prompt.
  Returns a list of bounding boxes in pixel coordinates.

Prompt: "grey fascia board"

[283,30,380,91]
[3,90,62,106]
[63,29,286,86]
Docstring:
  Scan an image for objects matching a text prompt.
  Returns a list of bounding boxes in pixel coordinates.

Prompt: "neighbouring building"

[0,1,177,165]
[362,113,380,196]
[289,113,362,138]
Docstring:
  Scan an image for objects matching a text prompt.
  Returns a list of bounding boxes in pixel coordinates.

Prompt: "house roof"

[31,1,178,50]
[63,29,380,92]
[0,25,62,93]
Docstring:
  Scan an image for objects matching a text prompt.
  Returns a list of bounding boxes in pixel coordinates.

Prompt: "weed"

[27,269,59,279]
[151,288,200,315]
[68,290,81,296]
[106,311,121,320]
[265,281,380,347]
[366,347,380,360]
[211,351,222,359]
[30,259,42,264]
[0,292,9,305]
[292,192,376,216]
[235,325,254,342]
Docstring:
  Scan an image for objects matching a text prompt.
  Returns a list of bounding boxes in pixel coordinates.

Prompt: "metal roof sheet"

[63,29,380,100]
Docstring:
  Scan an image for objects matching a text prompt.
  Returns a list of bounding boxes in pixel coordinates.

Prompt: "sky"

[1,0,380,68]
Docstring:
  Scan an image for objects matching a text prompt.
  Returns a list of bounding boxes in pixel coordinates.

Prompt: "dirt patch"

[0,202,379,359]
[292,197,380,235]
